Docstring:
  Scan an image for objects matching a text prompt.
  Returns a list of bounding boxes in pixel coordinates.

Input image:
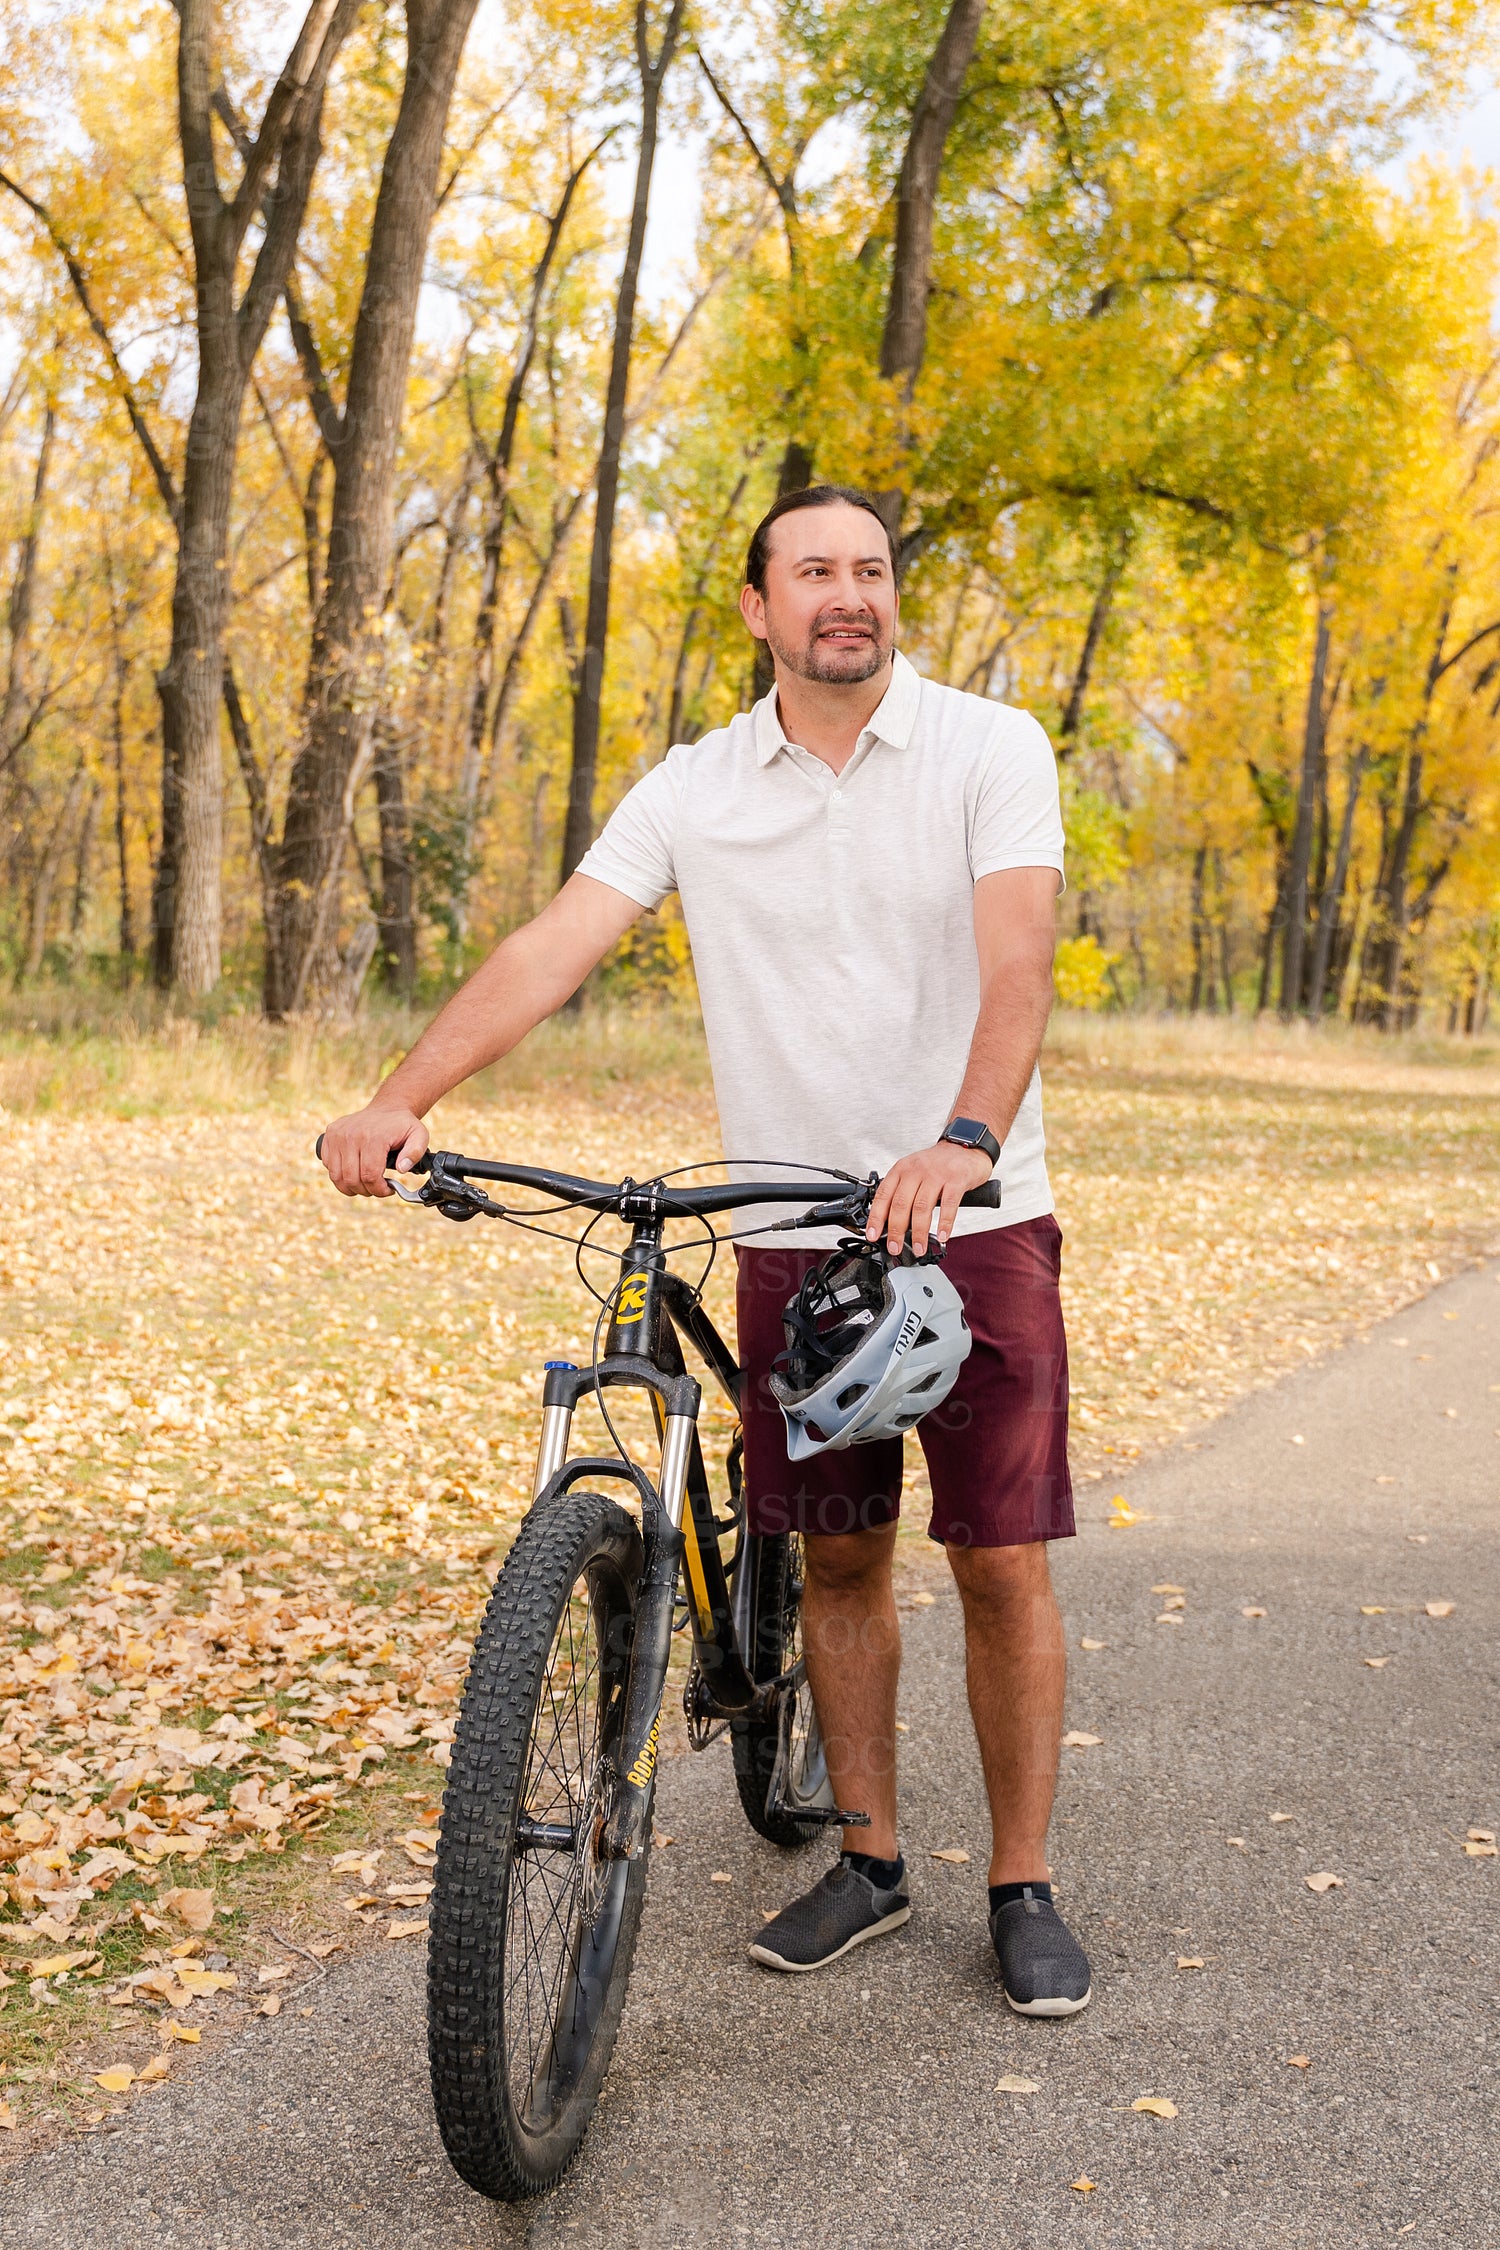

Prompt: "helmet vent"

[836,1381,870,1410]
[914,1325,938,1348]
[909,1370,941,1394]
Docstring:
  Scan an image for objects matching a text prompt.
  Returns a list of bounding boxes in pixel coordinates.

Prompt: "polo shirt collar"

[752,649,923,767]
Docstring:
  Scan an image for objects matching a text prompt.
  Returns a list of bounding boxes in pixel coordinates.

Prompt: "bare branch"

[697,52,798,222]
[0,166,182,527]
[283,271,345,450]
[226,0,342,253]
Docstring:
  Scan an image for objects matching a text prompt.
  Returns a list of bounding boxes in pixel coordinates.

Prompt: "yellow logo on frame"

[627,1713,660,1789]
[616,1272,649,1324]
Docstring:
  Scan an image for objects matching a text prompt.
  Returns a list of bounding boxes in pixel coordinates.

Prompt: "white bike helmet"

[769,1246,972,1460]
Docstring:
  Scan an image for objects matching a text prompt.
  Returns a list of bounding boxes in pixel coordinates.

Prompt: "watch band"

[941,1115,1001,1165]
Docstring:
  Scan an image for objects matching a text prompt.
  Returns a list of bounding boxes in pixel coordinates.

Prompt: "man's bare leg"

[800,1522,902,1859]
[946,1540,1065,1885]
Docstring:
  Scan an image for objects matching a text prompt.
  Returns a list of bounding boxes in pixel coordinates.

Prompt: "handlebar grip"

[314,1133,324,1161]
[960,1181,1002,1209]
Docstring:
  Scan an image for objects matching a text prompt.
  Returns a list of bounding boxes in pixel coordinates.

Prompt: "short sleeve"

[967,710,1067,888]
[575,750,685,910]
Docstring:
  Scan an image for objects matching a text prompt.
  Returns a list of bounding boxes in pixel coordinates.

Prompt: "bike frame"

[528,1213,772,1864]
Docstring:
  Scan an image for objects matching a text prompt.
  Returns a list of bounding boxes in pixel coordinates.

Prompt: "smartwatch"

[941,1115,1001,1165]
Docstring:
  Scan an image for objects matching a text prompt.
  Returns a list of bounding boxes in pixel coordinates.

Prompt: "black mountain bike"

[323,1142,998,2200]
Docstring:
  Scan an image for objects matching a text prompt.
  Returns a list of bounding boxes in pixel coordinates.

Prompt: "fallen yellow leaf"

[1080,1637,1108,1650]
[1062,1731,1102,1748]
[137,2055,172,2084]
[176,1967,236,1994]
[1424,1601,1456,1618]
[1071,2178,1097,2194]
[710,1870,733,1884]
[1176,1957,1205,1969]
[1463,1839,1498,1858]
[1364,1656,1391,1669]
[1132,2097,1178,2119]
[996,2074,1040,2094]
[1227,1837,1246,1848]
[1359,1606,1386,1616]
[1468,1828,1497,1844]
[0,2100,14,2130]
[94,2066,135,2094]
[254,1994,283,2017]
[25,1950,96,1978]
[1269,1812,1294,1824]
[385,1918,430,1940]
[1286,2055,1311,2069]
[1306,1872,1344,1894]
[908,1590,936,1607]
[161,1886,215,1933]
[330,1850,382,1877]
[930,1848,970,1864]
[1151,1583,1186,1595]
[1241,1606,1267,1619]
[161,2019,200,2044]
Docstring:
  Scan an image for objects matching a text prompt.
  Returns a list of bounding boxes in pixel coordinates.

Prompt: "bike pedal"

[766,1802,870,1828]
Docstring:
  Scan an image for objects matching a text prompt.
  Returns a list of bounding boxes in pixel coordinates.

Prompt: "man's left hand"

[867,1141,993,1258]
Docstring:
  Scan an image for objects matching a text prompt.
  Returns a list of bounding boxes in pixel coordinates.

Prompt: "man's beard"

[765,608,890,685]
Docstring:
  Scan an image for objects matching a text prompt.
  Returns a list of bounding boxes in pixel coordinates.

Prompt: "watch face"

[947,1118,984,1145]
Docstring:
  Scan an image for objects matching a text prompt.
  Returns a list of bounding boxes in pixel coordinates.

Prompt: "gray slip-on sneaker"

[748,1857,911,1974]
[990,1886,1092,2017]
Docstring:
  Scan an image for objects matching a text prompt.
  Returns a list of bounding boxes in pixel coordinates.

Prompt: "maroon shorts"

[735,1216,1075,1549]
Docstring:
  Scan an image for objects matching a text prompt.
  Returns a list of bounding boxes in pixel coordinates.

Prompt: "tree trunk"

[460,143,604,832]
[1215,850,1235,1013]
[373,715,416,995]
[879,0,988,396]
[0,398,54,786]
[268,0,482,1016]
[147,0,359,999]
[1280,604,1331,1020]
[1058,528,1129,753]
[1306,743,1368,1021]
[1188,843,1209,1012]
[71,780,101,939]
[558,1,687,888]
[21,759,86,980]
[112,647,136,971]
[875,0,988,533]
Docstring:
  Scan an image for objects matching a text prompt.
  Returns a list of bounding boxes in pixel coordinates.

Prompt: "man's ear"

[739,583,769,641]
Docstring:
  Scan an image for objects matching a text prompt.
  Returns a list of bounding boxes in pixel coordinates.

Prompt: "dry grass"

[1,999,1498,2143]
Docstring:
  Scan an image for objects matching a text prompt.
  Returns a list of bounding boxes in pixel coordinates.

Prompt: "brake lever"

[767,1172,880,1235]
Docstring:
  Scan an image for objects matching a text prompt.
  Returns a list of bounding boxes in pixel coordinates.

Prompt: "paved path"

[3,1265,1496,2250]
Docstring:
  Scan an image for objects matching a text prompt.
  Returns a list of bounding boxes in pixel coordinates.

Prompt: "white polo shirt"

[577,650,1066,1246]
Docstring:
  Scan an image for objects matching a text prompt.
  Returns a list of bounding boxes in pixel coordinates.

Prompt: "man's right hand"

[320,1104,429,1197]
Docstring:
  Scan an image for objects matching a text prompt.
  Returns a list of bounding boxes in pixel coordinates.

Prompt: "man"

[320,483,1091,2017]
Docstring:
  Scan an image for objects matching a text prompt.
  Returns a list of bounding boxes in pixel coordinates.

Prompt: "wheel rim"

[502,1563,629,2136]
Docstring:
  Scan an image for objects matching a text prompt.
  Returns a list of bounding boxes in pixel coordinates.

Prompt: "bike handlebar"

[313,1138,1002,1220]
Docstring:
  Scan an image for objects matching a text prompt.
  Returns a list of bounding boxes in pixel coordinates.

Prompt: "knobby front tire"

[427,1490,647,2201]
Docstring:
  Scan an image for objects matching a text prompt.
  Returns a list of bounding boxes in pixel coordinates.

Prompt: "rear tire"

[732,1531,830,1847]
[428,1490,645,2201]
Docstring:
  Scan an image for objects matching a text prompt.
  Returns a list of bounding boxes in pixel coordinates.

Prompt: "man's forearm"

[951,956,1054,1148]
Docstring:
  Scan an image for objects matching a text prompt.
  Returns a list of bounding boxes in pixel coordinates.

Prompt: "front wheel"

[428,1490,646,2201]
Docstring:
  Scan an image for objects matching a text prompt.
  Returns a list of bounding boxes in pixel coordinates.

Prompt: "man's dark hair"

[745,483,898,596]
